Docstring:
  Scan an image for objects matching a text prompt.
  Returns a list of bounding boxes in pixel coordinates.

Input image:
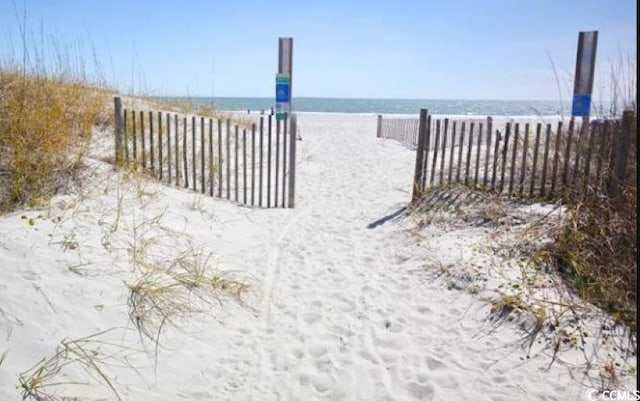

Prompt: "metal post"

[276,37,293,120]
[571,31,598,118]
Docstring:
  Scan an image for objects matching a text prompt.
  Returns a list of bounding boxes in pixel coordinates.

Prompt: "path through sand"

[174,114,579,401]
[1,113,620,401]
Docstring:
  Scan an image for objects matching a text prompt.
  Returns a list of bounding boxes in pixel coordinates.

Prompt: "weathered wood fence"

[376,114,488,150]
[113,97,297,208]
[376,115,420,148]
[409,108,635,205]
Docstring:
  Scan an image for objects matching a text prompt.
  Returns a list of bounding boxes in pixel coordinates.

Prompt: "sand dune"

[0,113,635,400]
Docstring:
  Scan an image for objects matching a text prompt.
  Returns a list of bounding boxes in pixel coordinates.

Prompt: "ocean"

[157,97,571,117]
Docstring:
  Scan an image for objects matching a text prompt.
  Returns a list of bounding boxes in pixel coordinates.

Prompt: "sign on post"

[571,31,598,117]
[276,37,293,121]
[275,74,290,120]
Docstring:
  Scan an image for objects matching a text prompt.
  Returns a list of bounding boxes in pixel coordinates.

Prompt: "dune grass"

[543,156,637,336]
[127,240,250,351]
[18,330,127,401]
[0,69,110,211]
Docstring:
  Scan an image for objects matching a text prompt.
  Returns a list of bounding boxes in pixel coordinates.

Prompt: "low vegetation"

[0,69,110,211]
[18,330,127,401]
[543,119,637,335]
[128,246,250,347]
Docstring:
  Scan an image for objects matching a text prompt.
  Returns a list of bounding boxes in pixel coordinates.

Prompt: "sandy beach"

[0,112,636,400]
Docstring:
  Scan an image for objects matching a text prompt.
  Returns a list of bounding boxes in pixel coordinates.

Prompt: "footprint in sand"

[425,355,446,371]
[311,372,334,394]
[298,373,311,386]
[290,347,305,359]
[380,351,400,364]
[307,343,328,358]
[302,312,322,325]
[405,381,435,400]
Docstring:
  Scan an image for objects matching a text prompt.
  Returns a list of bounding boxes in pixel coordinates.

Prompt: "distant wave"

[153,96,573,117]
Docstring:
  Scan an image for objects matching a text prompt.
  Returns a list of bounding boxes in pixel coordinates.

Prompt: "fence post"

[288,113,298,208]
[376,115,382,138]
[608,109,634,204]
[114,96,124,165]
[411,108,429,204]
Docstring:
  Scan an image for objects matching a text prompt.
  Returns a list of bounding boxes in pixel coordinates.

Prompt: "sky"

[0,0,636,100]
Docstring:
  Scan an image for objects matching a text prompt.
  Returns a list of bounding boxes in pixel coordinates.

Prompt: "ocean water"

[159,97,570,117]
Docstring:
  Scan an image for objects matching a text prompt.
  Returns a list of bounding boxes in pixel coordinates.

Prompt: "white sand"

[0,113,636,400]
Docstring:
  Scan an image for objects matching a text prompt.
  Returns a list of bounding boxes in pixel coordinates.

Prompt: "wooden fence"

[376,114,488,150]
[113,97,297,208]
[409,108,635,205]
[376,115,420,148]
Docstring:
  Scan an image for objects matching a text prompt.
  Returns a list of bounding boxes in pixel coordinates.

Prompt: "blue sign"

[571,94,591,117]
[276,82,290,103]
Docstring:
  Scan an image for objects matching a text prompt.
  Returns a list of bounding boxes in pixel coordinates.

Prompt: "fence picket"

[149,111,155,173]
[609,110,634,203]
[439,119,448,185]
[132,111,137,170]
[259,116,264,206]
[166,113,172,185]
[174,115,180,187]
[251,123,256,206]
[518,123,529,195]
[571,121,586,192]
[140,111,146,169]
[421,115,432,190]
[430,120,440,186]
[282,118,288,208]
[183,117,189,188]
[530,123,542,196]
[275,120,281,207]
[158,112,163,180]
[267,115,272,208]
[483,117,492,188]
[561,119,575,196]
[448,121,456,185]
[550,122,562,195]
[540,124,551,197]
[465,122,474,186]
[226,119,231,200]
[583,121,596,194]
[192,116,197,192]
[508,123,519,194]
[123,109,129,163]
[235,125,239,202]
[499,123,511,193]
[456,122,466,184]
[490,127,500,191]
[412,109,428,201]
[201,117,206,194]
[217,119,223,198]
[243,128,247,203]
[474,123,482,187]
[208,118,214,197]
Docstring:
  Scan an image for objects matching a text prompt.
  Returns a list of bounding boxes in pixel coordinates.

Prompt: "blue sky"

[0,0,636,100]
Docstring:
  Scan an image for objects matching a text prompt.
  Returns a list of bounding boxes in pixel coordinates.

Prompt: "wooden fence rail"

[408,108,635,204]
[113,97,297,208]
